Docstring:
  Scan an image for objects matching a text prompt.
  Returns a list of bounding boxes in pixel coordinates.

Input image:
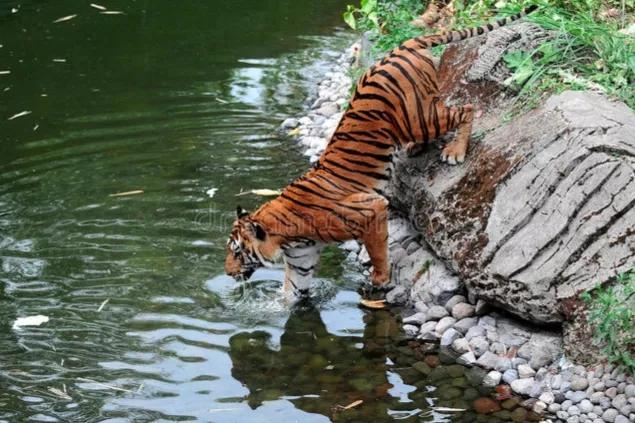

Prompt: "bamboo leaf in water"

[53,14,77,23]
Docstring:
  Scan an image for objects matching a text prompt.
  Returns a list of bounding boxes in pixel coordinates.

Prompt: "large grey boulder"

[388,89,635,323]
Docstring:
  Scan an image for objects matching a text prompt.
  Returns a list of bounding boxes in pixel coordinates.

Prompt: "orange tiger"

[225,6,538,297]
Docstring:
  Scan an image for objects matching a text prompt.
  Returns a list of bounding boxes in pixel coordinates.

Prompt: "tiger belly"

[282,243,323,296]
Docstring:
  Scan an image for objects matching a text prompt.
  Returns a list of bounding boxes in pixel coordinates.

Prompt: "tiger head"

[224,206,278,281]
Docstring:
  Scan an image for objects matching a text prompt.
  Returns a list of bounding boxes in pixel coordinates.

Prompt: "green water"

[0,2,517,422]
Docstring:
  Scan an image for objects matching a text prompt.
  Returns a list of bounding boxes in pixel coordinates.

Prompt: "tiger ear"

[236,205,249,219]
[251,221,267,241]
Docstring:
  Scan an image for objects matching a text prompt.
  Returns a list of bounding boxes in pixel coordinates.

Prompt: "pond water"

[0,1,525,422]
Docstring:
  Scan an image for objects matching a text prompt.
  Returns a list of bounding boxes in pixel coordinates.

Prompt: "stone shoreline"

[279,43,635,423]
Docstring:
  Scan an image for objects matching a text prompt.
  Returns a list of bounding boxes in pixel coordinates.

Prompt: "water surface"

[0,2,508,422]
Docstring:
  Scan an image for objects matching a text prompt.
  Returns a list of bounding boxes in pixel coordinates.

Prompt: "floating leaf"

[235,189,281,197]
[339,399,363,410]
[90,3,107,10]
[8,110,32,120]
[48,387,72,401]
[97,298,109,312]
[100,11,124,15]
[53,14,77,23]
[13,315,49,329]
[359,299,387,309]
[109,190,144,197]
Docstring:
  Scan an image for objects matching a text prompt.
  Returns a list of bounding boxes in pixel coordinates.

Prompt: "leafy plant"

[342,0,380,31]
[581,269,635,374]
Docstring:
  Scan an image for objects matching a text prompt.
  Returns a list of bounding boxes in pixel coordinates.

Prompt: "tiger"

[225,5,538,298]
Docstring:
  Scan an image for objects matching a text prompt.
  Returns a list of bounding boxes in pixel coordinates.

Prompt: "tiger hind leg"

[348,194,390,287]
[439,103,474,165]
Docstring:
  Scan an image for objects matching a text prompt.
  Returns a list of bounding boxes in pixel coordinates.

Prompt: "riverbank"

[280,38,635,423]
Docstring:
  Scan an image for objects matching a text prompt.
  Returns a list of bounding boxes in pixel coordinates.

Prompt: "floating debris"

[335,399,363,411]
[53,14,77,23]
[0,71,10,75]
[90,3,107,10]
[8,111,32,121]
[100,11,124,15]
[97,298,109,312]
[48,387,72,401]
[77,377,135,393]
[206,188,218,198]
[235,189,282,197]
[13,315,49,329]
[53,59,67,63]
[109,190,144,197]
[359,299,387,309]
[432,406,467,412]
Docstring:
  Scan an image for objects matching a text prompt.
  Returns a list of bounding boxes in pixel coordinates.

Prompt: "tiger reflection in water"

[229,305,413,421]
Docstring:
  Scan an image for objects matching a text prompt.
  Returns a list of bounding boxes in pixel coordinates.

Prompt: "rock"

[517,364,536,379]
[469,336,490,357]
[403,312,427,325]
[503,369,519,384]
[453,317,478,334]
[413,361,432,375]
[511,377,536,396]
[440,328,462,347]
[465,325,486,341]
[517,332,562,369]
[386,89,635,324]
[473,397,501,414]
[358,246,371,265]
[571,375,590,391]
[568,405,580,416]
[625,385,635,398]
[386,286,408,305]
[280,117,299,129]
[340,239,360,253]
[539,391,555,405]
[567,391,587,404]
[579,399,594,413]
[451,303,476,320]
[435,316,457,335]
[613,394,628,410]
[444,295,466,312]
[457,351,477,366]
[483,371,502,387]
[489,342,506,355]
[475,299,490,315]
[426,305,449,321]
[476,351,511,372]
[533,400,547,414]
[608,387,619,398]
[451,337,471,354]
[590,392,605,404]
[614,415,629,423]
[403,324,419,338]
[602,409,619,422]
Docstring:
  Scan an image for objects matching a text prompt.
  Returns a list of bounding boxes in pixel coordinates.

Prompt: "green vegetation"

[581,269,635,374]
[342,0,635,109]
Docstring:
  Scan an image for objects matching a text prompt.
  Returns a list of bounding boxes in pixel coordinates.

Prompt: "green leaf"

[343,6,357,30]
[360,0,377,15]
[367,11,379,28]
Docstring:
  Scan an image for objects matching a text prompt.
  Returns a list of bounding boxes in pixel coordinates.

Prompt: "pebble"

[511,377,536,396]
[602,408,618,422]
[451,302,475,320]
[451,337,471,354]
[435,316,456,335]
[518,364,536,379]
[571,375,590,391]
[426,305,449,321]
[457,351,477,366]
[626,385,635,398]
[503,369,519,384]
[440,328,461,347]
[403,312,427,325]
[453,317,478,334]
[476,351,511,372]
[444,295,466,313]
[403,324,419,338]
[469,336,489,357]
[464,325,486,341]
[614,415,629,423]
[579,399,594,413]
[539,391,555,405]
[483,371,502,387]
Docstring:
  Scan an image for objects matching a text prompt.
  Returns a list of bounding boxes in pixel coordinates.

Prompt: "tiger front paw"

[440,142,467,165]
